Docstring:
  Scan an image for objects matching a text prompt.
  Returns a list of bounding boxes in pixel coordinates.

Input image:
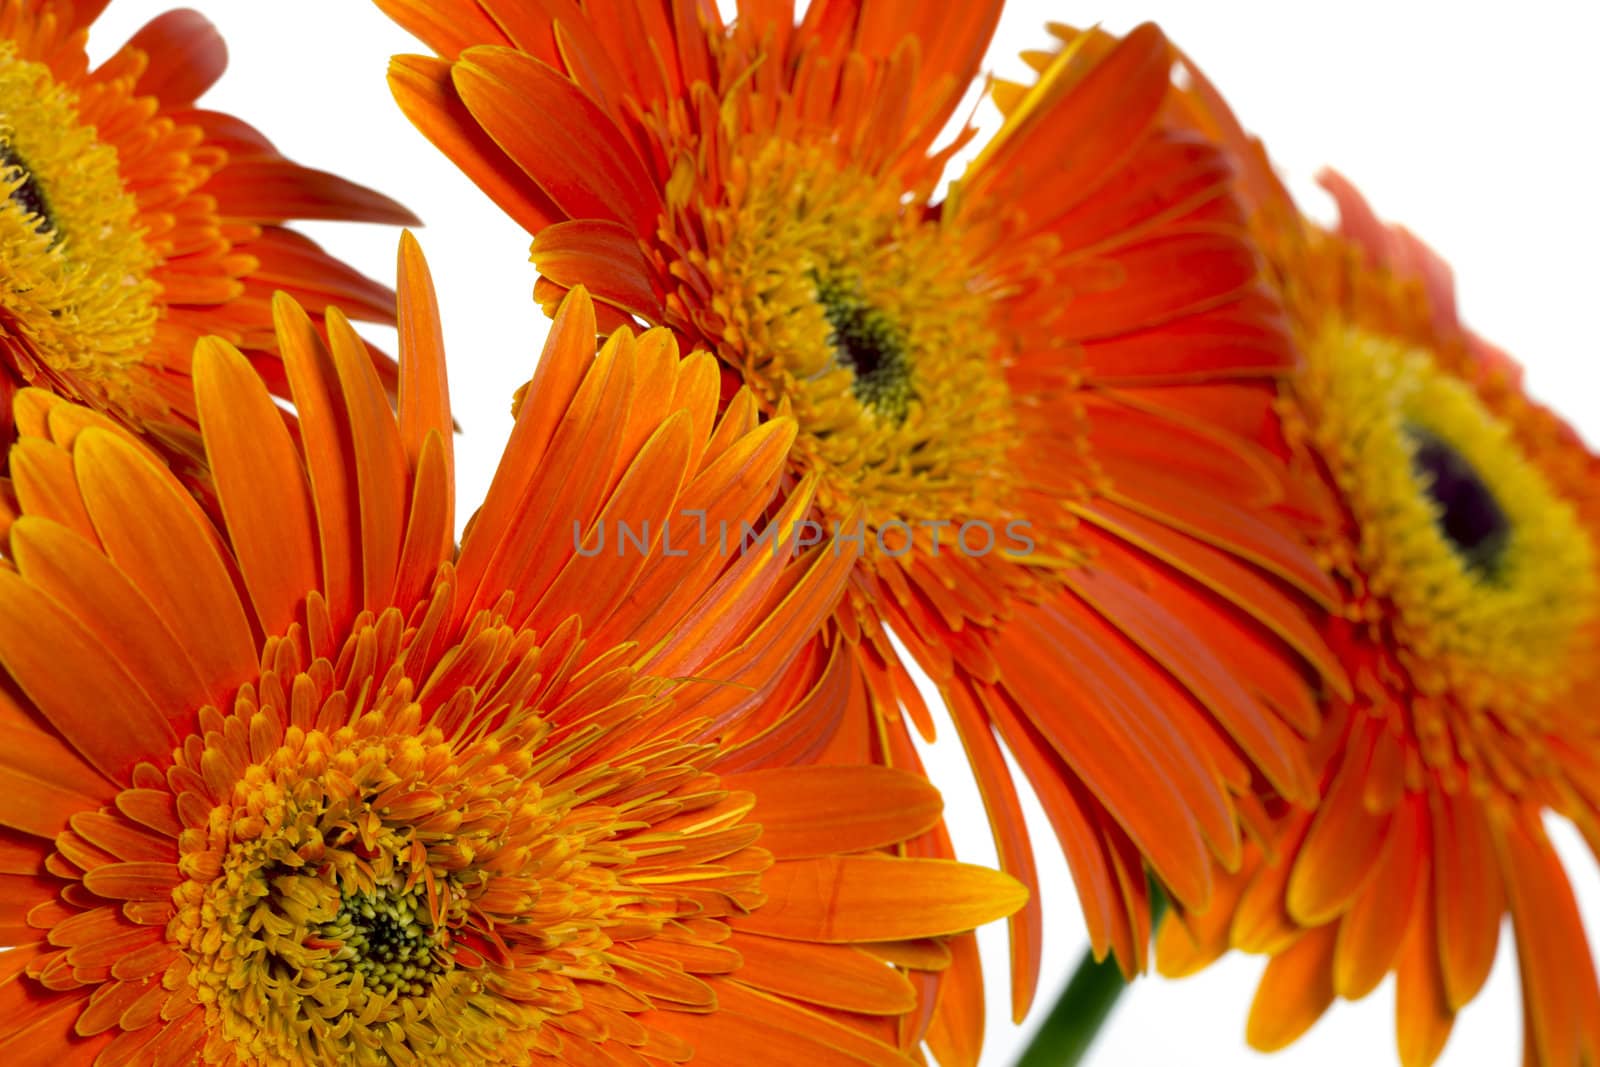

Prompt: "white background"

[85,2,1599,1064]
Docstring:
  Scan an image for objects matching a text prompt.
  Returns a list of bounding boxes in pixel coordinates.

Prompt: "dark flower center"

[1406,426,1510,576]
[816,275,913,420]
[0,138,55,234]
[317,887,445,998]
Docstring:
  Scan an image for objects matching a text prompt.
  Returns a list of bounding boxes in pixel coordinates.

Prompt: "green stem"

[1012,885,1169,1067]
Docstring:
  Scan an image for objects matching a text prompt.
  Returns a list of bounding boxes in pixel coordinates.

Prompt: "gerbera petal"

[531,219,668,323]
[388,54,566,234]
[1428,788,1504,1011]
[1246,925,1337,1052]
[720,766,941,859]
[942,676,1043,1013]
[244,230,398,324]
[7,437,98,546]
[394,430,454,610]
[125,10,225,106]
[992,597,1226,910]
[274,292,359,624]
[724,933,917,1015]
[395,231,454,521]
[453,47,660,231]
[1285,745,1392,926]
[922,931,985,1067]
[193,338,318,636]
[1493,811,1600,1067]
[454,287,596,607]
[8,516,212,721]
[325,309,410,611]
[656,981,908,1067]
[72,428,257,693]
[0,571,176,782]
[965,22,1167,208]
[1331,797,1424,999]
[1394,873,1456,1067]
[208,160,419,226]
[376,0,514,58]
[850,0,1001,125]
[739,856,1026,943]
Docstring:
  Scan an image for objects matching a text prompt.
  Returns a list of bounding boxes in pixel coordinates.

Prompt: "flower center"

[1404,425,1510,577]
[172,706,548,1066]
[1299,320,1597,707]
[0,138,53,232]
[315,886,445,999]
[0,42,157,413]
[677,138,1020,530]
[815,273,914,421]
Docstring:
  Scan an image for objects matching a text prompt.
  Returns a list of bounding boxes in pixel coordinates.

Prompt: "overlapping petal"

[0,236,1024,1065]
[377,4,1347,1046]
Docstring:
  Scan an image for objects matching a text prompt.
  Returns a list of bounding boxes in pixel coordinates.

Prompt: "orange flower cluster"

[0,3,1590,1066]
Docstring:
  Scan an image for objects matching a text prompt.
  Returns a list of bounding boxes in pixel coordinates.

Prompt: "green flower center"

[815,273,913,421]
[315,886,445,999]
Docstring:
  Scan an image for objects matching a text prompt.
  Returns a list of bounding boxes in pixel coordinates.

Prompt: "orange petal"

[387,54,563,233]
[1332,796,1423,999]
[194,337,319,636]
[725,932,917,1015]
[73,428,257,696]
[8,517,212,723]
[1492,809,1600,1067]
[126,9,225,105]
[275,292,357,625]
[1428,788,1503,1011]
[0,571,177,782]
[655,979,910,1067]
[1394,870,1455,1067]
[531,219,666,322]
[737,855,1025,943]
[719,766,941,860]
[395,232,454,539]
[1246,925,1337,1052]
[452,46,660,231]
[1286,743,1392,926]
[325,309,410,612]
[375,0,511,57]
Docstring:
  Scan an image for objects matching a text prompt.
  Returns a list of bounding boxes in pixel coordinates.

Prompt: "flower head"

[377,0,1347,1040]
[0,235,1023,1064]
[0,1,413,452]
[1139,39,1600,1067]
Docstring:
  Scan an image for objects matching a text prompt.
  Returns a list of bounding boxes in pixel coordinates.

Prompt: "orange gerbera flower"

[0,235,1024,1065]
[1125,40,1600,1067]
[0,0,413,452]
[376,0,1347,1038]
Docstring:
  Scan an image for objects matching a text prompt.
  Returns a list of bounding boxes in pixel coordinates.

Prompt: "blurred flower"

[0,0,413,454]
[1136,39,1600,1067]
[375,3,1352,1049]
[0,235,1024,1065]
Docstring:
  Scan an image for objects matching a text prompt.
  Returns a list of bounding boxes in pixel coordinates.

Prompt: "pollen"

[0,41,158,419]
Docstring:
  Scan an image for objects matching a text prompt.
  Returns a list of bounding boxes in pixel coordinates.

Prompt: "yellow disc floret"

[1300,320,1596,713]
[0,41,157,415]
[166,601,706,1066]
[687,138,1020,529]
